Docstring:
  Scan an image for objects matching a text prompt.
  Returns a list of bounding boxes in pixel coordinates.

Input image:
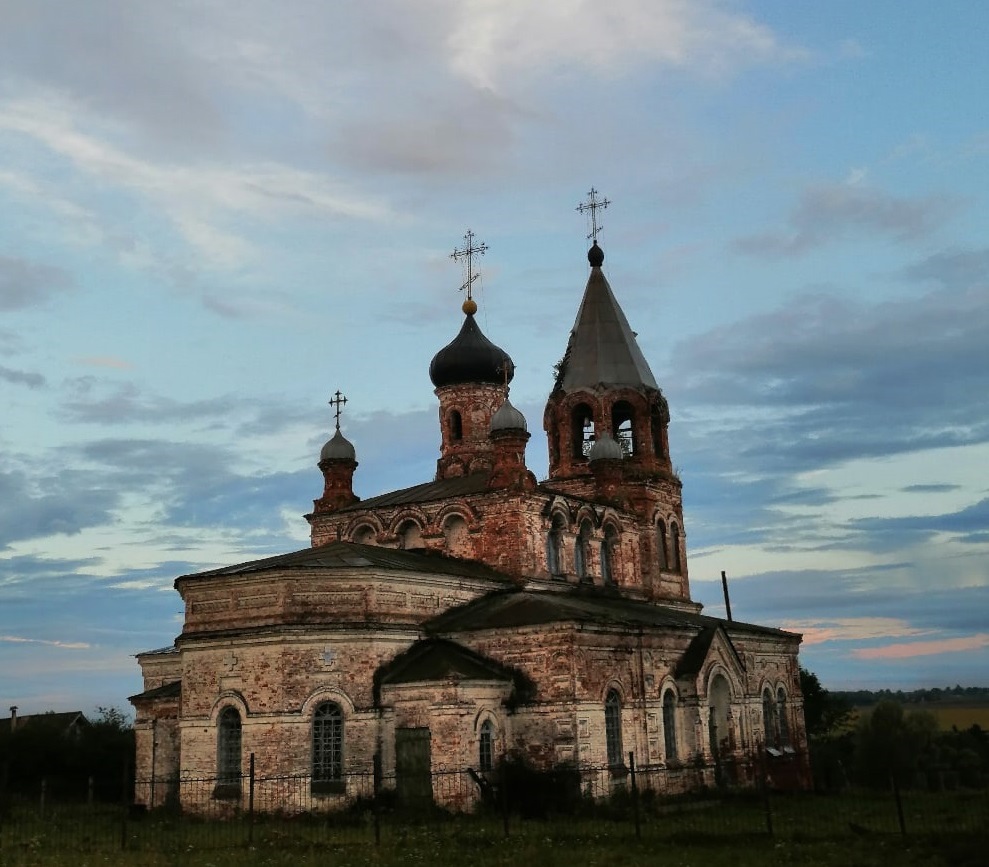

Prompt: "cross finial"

[451,229,488,302]
[328,390,348,432]
[576,187,610,242]
[497,362,511,393]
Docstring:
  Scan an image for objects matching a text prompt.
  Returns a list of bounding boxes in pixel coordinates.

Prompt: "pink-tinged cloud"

[780,618,931,646]
[75,355,134,370]
[852,633,989,660]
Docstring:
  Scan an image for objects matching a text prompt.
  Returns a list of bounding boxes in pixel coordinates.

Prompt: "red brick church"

[131,210,809,810]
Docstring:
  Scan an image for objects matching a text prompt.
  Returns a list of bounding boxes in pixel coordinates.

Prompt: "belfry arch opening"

[571,403,594,459]
[611,401,635,457]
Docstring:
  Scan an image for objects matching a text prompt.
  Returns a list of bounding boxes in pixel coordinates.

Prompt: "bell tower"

[543,191,688,600]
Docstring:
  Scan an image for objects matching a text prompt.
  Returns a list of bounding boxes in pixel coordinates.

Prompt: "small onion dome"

[429,313,515,388]
[490,397,527,433]
[588,240,604,267]
[320,429,356,462]
[588,432,623,462]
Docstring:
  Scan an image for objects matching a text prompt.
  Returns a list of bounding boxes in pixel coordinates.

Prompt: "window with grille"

[656,521,668,571]
[662,691,678,762]
[313,702,344,788]
[762,689,778,750]
[605,690,623,767]
[777,687,790,748]
[479,719,494,772]
[216,707,242,786]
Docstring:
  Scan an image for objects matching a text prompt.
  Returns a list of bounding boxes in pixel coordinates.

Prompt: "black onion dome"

[429,314,515,387]
[588,241,604,267]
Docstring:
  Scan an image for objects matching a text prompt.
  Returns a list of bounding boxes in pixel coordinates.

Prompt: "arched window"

[444,515,469,556]
[546,514,565,577]
[478,719,495,772]
[605,689,624,767]
[601,526,619,586]
[449,410,463,441]
[353,525,375,545]
[611,401,635,456]
[762,688,778,749]
[575,521,592,582]
[313,702,344,792]
[662,690,678,762]
[397,520,423,550]
[217,707,242,786]
[656,521,668,571]
[670,523,682,573]
[650,405,666,458]
[777,687,790,748]
[571,404,594,459]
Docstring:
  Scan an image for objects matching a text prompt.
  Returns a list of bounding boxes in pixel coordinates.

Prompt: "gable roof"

[176,540,515,585]
[555,262,659,393]
[425,587,795,639]
[378,638,517,686]
[675,625,745,679]
[0,711,88,735]
[129,680,182,703]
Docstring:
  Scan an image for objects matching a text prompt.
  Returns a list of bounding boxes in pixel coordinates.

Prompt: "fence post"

[39,777,46,819]
[120,759,129,851]
[759,753,774,837]
[890,773,906,837]
[373,751,382,846]
[248,753,256,846]
[500,763,510,838]
[628,752,641,840]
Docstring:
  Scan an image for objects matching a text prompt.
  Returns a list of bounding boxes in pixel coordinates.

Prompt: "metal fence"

[1,752,987,856]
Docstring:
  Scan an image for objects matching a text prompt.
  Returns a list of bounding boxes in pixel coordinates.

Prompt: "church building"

[131,207,809,810]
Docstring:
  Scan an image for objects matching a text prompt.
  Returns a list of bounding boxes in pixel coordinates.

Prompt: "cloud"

[446,0,806,90]
[901,247,989,289]
[0,468,118,547]
[0,255,72,310]
[0,365,45,388]
[0,634,90,650]
[73,356,135,371]
[673,274,989,475]
[779,618,931,646]
[850,498,989,545]
[852,633,989,660]
[735,183,957,257]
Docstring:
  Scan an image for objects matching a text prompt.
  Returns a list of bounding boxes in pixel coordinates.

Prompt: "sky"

[2,0,988,717]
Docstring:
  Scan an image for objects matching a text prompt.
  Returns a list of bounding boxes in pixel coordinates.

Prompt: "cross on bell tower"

[328,390,347,432]
[576,187,610,243]
[451,229,488,305]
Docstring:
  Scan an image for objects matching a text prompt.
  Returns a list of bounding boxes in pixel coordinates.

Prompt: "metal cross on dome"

[451,229,488,302]
[576,187,610,242]
[328,390,347,432]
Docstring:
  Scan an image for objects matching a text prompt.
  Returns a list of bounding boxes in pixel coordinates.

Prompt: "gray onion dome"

[490,397,527,433]
[588,431,623,462]
[320,429,356,462]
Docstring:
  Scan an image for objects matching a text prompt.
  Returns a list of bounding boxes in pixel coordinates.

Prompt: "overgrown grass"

[2,790,987,867]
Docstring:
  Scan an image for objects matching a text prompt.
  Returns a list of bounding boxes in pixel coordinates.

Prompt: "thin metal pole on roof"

[721,570,733,622]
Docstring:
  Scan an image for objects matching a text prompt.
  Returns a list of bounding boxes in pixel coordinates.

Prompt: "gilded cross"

[451,229,488,302]
[576,187,610,242]
[328,390,348,432]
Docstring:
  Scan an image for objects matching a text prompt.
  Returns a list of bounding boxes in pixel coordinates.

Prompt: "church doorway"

[395,727,433,808]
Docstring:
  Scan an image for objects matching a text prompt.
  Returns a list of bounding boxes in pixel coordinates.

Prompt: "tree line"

[801,669,989,790]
